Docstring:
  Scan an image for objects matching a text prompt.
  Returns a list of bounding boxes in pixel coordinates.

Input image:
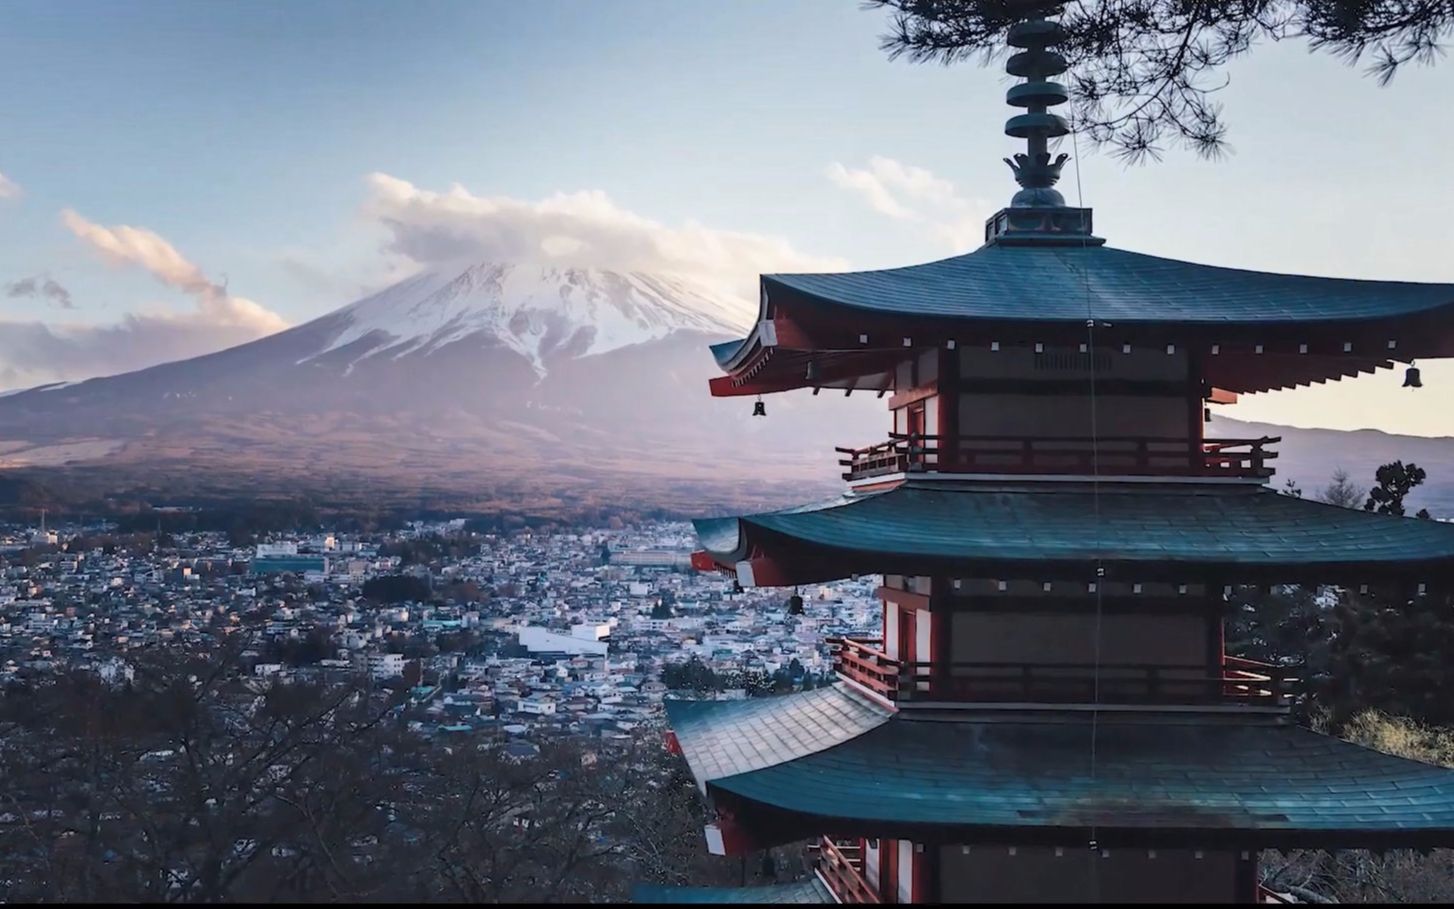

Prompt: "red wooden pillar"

[929,578,952,700]
[938,346,959,469]
[881,588,892,658]
[1187,348,1206,472]
[911,843,934,903]
[881,837,898,903]
[906,404,926,468]
[898,610,917,697]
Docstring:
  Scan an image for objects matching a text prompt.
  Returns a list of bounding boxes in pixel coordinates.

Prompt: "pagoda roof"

[666,685,892,787]
[695,481,1454,585]
[766,244,1454,327]
[632,880,833,903]
[667,686,1454,848]
[711,244,1454,396]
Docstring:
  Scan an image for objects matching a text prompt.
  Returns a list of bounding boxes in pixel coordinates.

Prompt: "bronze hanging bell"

[1404,362,1423,388]
[752,397,766,416]
[787,592,804,615]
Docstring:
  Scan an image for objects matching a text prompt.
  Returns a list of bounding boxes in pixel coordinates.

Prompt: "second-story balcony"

[829,637,1298,709]
[837,434,1280,482]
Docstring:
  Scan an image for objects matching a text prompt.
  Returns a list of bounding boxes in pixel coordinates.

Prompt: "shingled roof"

[762,244,1454,327]
[667,688,1454,849]
[695,481,1454,584]
[632,880,833,904]
[707,242,1454,396]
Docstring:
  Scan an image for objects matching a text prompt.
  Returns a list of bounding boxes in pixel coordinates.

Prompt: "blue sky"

[2,0,1452,433]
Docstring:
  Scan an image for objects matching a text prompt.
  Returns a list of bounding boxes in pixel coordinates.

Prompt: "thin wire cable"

[1070,115,1108,892]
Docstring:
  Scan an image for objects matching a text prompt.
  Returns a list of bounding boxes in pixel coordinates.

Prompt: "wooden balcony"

[837,434,1280,481]
[830,637,1298,708]
[810,836,880,904]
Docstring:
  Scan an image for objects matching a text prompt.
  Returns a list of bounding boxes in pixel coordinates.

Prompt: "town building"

[352,651,405,681]
[517,625,610,657]
[611,549,693,569]
[250,541,328,577]
[0,513,877,771]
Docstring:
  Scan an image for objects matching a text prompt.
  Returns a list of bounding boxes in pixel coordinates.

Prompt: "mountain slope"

[0,264,754,422]
[4,262,1453,518]
[0,264,875,514]
[314,264,754,375]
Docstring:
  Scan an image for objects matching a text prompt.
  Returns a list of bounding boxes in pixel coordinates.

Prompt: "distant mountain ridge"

[1211,417,1454,515]
[1,264,1453,517]
[0,263,868,515]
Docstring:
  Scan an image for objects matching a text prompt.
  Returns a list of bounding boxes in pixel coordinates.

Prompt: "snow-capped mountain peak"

[312,263,755,375]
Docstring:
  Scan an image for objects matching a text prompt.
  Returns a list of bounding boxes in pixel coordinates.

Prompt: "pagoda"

[640,5,1454,905]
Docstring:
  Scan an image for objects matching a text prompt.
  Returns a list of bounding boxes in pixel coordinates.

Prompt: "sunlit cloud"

[60,209,288,336]
[0,213,291,391]
[363,172,847,301]
[826,156,991,252]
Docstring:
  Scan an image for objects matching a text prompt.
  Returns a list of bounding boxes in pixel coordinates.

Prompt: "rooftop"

[632,879,833,904]
[667,686,1454,849]
[767,244,1454,329]
[695,481,1454,585]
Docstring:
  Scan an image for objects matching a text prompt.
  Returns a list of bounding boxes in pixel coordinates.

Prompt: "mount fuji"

[8,261,1445,518]
[313,263,756,377]
[0,264,876,516]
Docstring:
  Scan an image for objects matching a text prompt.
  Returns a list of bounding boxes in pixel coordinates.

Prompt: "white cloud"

[0,315,281,391]
[61,210,211,293]
[0,178,844,391]
[825,162,916,221]
[826,156,991,252]
[0,213,291,391]
[362,172,846,301]
[60,209,288,336]
[0,171,20,200]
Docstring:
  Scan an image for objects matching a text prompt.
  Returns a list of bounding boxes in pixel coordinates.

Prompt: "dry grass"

[1263,711,1454,903]
[1339,710,1454,768]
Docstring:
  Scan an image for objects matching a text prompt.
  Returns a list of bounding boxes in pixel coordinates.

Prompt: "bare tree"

[0,640,403,902]
[1317,467,1365,510]
[0,638,755,903]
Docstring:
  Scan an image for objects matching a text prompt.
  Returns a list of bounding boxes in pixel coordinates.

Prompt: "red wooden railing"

[837,438,906,480]
[811,836,880,904]
[828,637,1297,707]
[837,434,1280,481]
[830,636,900,700]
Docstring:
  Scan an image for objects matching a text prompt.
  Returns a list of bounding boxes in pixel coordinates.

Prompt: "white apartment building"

[519,695,557,716]
[349,651,405,680]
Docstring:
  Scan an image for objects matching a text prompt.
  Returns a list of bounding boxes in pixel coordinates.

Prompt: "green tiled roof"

[632,879,833,903]
[709,338,745,368]
[665,685,890,785]
[667,689,1454,846]
[695,482,1454,580]
[765,244,1454,326]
